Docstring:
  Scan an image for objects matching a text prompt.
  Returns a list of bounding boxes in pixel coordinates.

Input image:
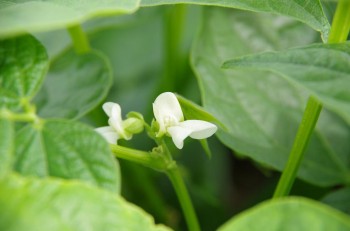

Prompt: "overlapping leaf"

[0,0,140,38]
[0,174,170,231]
[14,119,121,192]
[218,197,350,231]
[191,8,350,186]
[0,35,48,110]
[322,187,350,215]
[223,43,350,125]
[34,50,112,119]
[141,0,330,40]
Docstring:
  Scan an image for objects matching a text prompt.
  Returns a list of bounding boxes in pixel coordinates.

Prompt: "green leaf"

[322,187,350,215]
[191,8,350,186]
[141,0,330,41]
[176,94,224,128]
[0,0,140,38]
[223,42,350,126]
[14,119,121,193]
[0,174,171,231]
[0,118,13,179]
[0,34,48,110]
[218,197,350,231]
[34,49,112,119]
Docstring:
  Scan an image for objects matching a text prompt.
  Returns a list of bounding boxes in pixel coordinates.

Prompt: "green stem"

[166,166,200,231]
[328,0,350,43]
[110,142,200,230]
[0,109,38,123]
[67,25,91,54]
[110,144,170,171]
[273,96,322,198]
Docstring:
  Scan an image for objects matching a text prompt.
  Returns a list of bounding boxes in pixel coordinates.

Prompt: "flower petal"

[167,126,192,149]
[153,92,184,136]
[102,102,118,117]
[95,126,119,144]
[179,120,217,139]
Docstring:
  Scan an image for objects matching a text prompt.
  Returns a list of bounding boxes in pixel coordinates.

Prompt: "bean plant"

[1,0,350,230]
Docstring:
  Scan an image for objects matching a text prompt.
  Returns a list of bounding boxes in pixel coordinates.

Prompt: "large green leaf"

[0,0,140,38]
[0,118,13,179]
[218,197,350,231]
[223,43,350,125]
[14,119,121,193]
[0,35,48,110]
[322,187,350,215]
[0,174,170,231]
[191,8,350,186]
[141,0,330,41]
[34,50,112,119]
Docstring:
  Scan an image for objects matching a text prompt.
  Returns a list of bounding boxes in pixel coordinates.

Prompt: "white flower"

[153,92,217,149]
[95,102,131,144]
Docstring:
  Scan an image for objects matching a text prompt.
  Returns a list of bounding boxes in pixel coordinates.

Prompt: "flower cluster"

[96,92,217,149]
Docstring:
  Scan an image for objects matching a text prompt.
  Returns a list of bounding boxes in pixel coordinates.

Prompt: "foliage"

[1,0,350,230]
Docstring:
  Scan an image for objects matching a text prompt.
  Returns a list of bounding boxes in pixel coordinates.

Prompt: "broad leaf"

[0,118,13,178]
[223,43,350,125]
[0,0,140,38]
[191,8,350,186]
[141,0,330,41]
[0,174,170,231]
[14,119,121,193]
[218,197,350,231]
[322,187,350,215]
[0,34,48,110]
[34,50,112,119]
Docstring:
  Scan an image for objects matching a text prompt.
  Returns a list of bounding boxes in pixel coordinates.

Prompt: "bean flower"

[153,92,217,149]
[95,102,142,144]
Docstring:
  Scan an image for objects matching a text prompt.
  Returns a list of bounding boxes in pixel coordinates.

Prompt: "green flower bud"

[123,117,144,135]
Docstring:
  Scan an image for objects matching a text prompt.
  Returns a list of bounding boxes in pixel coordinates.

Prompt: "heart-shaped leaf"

[0,35,48,110]
[34,49,112,119]
[191,8,350,186]
[0,174,170,231]
[14,119,121,192]
[218,197,350,231]
[223,43,350,125]
[0,0,140,38]
[141,0,330,40]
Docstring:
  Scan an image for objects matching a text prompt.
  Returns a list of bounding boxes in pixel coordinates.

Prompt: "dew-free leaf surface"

[34,50,112,119]
[218,197,350,231]
[0,35,48,110]
[14,119,121,192]
[0,0,140,38]
[0,174,170,231]
[141,0,330,40]
[192,8,350,186]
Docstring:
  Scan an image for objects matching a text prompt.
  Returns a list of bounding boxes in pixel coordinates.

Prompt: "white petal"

[179,120,217,139]
[153,92,184,134]
[95,126,119,144]
[167,126,192,149]
[102,102,121,118]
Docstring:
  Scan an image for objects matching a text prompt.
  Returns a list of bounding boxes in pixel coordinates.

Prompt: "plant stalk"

[67,25,91,54]
[328,0,350,43]
[273,96,322,198]
[166,166,200,231]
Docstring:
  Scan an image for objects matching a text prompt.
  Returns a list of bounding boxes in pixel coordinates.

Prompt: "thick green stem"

[328,0,350,43]
[166,166,200,231]
[67,25,91,54]
[273,96,322,198]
